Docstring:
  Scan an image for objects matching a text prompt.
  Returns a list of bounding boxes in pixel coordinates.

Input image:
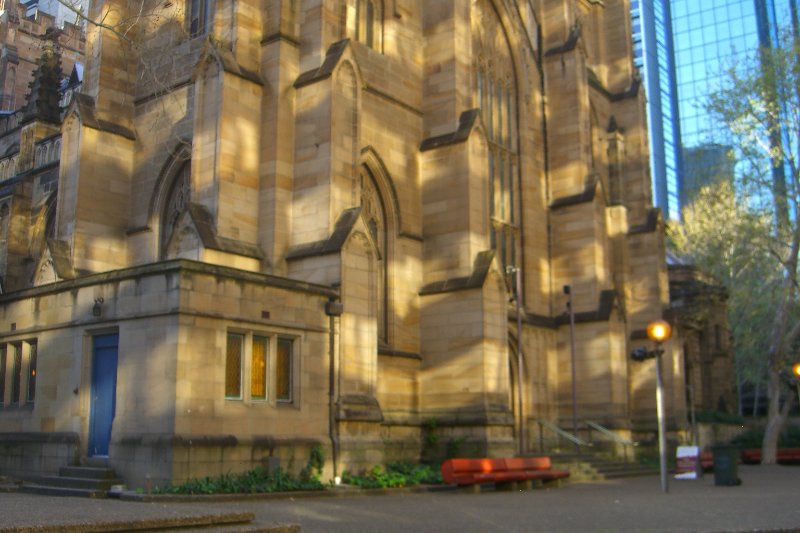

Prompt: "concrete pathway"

[1,464,798,532]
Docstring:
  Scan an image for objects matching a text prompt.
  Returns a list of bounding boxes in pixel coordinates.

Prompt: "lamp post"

[646,319,672,494]
[564,285,578,451]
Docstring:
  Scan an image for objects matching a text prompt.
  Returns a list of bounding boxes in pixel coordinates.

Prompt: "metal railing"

[536,419,591,453]
[585,420,638,463]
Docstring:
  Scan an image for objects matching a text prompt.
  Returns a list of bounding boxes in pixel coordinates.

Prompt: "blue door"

[89,334,119,457]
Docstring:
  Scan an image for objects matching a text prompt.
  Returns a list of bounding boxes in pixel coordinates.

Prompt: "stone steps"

[20,463,124,498]
[550,452,659,482]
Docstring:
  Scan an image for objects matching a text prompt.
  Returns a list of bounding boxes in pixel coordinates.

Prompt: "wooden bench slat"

[441,456,570,487]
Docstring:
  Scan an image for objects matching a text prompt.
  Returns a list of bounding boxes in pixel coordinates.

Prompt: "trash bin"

[712,445,741,486]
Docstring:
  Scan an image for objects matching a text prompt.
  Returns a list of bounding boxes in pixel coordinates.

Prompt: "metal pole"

[515,267,525,455]
[566,286,578,451]
[688,383,697,446]
[655,347,669,493]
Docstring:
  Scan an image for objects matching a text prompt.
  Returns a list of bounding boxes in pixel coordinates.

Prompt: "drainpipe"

[325,297,344,483]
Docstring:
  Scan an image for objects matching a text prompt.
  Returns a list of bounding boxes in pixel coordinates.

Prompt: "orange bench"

[440,457,570,490]
[740,448,800,464]
[700,447,800,470]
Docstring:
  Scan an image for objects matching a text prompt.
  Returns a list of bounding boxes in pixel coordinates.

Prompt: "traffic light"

[793,362,800,379]
[631,346,653,362]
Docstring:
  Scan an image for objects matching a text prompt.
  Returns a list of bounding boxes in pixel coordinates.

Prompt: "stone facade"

[0,0,84,113]
[0,0,689,489]
[669,264,736,415]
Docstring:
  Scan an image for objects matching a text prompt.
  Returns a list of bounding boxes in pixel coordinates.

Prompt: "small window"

[11,344,21,405]
[355,0,380,49]
[189,0,213,37]
[251,336,268,401]
[27,341,37,403]
[364,0,374,47]
[225,333,243,399]
[276,338,293,403]
[224,332,296,404]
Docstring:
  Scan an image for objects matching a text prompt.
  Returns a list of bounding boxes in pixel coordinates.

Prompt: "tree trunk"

[761,369,783,464]
[761,368,797,464]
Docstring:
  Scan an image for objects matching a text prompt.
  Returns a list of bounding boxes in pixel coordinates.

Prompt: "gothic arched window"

[161,163,190,257]
[473,0,519,272]
[360,167,388,344]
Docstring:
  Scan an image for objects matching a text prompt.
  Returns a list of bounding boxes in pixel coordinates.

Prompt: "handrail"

[585,420,637,463]
[537,419,590,449]
[585,420,637,447]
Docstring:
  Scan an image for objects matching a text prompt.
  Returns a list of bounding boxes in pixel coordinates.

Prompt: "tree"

[674,23,800,464]
[668,183,784,415]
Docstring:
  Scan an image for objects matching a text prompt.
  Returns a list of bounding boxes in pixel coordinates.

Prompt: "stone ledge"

[419,250,494,295]
[0,432,79,444]
[0,258,339,303]
[419,109,480,152]
[294,39,350,89]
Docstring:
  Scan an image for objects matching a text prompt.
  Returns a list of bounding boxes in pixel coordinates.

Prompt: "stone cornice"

[294,39,350,89]
[550,180,597,209]
[0,258,339,303]
[285,207,362,261]
[419,109,480,152]
[419,250,494,295]
[628,208,660,235]
[69,94,136,140]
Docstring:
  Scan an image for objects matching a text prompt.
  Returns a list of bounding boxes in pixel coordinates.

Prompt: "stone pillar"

[81,0,135,130]
[259,5,300,274]
[192,46,263,249]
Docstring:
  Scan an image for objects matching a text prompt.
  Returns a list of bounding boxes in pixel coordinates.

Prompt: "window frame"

[225,332,244,400]
[224,331,298,406]
[354,0,382,50]
[0,339,37,408]
[26,340,37,403]
[275,337,294,404]
[250,335,269,402]
[11,343,22,405]
[188,0,214,38]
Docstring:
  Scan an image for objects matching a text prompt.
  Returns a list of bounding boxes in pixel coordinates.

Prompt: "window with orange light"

[0,339,37,407]
[251,336,268,401]
[224,331,296,405]
[26,341,36,403]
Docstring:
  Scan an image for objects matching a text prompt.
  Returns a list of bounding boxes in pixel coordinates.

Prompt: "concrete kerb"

[118,483,457,503]
[0,513,260,533]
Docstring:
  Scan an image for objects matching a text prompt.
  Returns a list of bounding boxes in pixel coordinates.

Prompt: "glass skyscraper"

[633,0,797,219]
[631,0,681,220]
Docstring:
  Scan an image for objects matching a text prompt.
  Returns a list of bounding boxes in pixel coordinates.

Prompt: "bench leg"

[543,478,563,488]
[495,481,515,492]
[459,483,481,494]
[496,480,533,491]
[516,480,533,491]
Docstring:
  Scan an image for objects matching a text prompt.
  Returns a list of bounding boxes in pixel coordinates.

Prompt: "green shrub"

[151,465,324,495]
[341,462,442,488]
[694,410,746,425]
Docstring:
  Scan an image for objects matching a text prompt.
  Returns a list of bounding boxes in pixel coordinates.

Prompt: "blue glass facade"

[631,0,682,220]
[632,0,796,219]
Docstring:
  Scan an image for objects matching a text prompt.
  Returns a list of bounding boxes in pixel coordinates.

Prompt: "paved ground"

[1,464,799,532]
